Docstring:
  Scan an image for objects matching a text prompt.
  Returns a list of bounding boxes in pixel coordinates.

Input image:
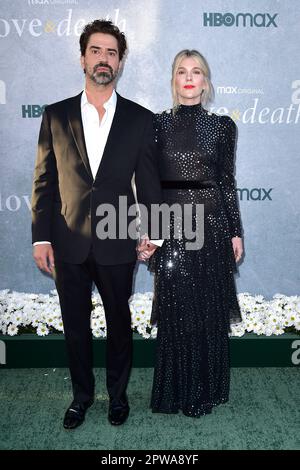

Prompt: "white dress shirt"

[81,89,117,179]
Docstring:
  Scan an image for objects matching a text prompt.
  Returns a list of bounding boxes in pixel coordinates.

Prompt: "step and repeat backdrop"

[0,0,299,296]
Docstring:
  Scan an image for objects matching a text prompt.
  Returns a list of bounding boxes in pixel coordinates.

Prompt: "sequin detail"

[148,103,243,417]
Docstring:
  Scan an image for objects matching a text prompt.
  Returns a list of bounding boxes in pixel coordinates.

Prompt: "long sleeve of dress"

[217,116,242,238]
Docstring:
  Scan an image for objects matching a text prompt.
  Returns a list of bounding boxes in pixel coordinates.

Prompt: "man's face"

[81,33,121,86]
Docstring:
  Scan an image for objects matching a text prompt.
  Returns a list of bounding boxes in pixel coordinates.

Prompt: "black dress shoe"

[63,400,93,430]
[108,399,130,426]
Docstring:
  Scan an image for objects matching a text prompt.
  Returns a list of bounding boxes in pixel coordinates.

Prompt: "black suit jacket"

[31,92,162,264]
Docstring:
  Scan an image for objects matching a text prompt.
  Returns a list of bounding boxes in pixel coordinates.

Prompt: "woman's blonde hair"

[171,49,214,108]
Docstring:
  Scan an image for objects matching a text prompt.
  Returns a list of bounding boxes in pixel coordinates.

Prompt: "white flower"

[285,313,298,326]
[92,329,102,338]
[252,325,264,335]
[28,294,39,300]
[273,294,286,300]
[92,329,106,338]
[36,323,49,336]
[91,318,102,329]
[11,312,23,326]
[254,295,265,302]
[294,322,300,331]
[1,324,7,335]
[266,314,282,325]
[230,324,245,337]
[92,305,105,319]
[1,291,300,338]
[31,318,40,328]
[52,319,64,332]
[273,325,285,335]
[150,327,158,338]
[0,289,10,296]
[7,324,18,336]
[262,326,274,337]
[245,321,256,332]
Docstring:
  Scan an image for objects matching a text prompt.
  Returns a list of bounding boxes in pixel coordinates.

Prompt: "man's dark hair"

[80,19,127,60]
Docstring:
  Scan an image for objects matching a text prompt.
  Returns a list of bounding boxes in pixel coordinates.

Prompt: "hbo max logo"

[22,104,46,118]
[203,12,278,27]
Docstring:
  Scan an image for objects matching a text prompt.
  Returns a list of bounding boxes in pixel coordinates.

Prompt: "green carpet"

[0,368,299,450]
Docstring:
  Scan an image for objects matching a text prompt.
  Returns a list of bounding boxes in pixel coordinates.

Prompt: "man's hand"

[33,244,55,274]
[137,237,158,261]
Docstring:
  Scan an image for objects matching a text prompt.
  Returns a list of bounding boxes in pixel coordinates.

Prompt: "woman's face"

[174,56,207,105]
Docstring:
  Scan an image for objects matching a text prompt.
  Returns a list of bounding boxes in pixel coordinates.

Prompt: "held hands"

[137,236,243,263]
[33,238,241,267]
[137,236,158,261]
[232,237,243,263]
[33,244,55,274]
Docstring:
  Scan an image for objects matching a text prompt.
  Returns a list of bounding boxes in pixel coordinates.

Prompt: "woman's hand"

[232,237,243,263]
[137,237,158,261]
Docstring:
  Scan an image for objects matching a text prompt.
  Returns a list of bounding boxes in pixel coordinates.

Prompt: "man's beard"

[89,62,118,85]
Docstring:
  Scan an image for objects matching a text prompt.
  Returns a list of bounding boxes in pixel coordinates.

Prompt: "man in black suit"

[31,19,162,428]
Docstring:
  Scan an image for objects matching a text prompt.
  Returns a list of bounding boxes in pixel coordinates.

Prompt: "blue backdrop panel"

[0,0,299,297]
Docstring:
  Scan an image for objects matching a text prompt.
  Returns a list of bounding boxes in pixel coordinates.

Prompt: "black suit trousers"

[53,250,135,405]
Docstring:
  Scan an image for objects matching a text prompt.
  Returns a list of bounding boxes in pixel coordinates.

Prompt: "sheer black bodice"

[155,103,242,237]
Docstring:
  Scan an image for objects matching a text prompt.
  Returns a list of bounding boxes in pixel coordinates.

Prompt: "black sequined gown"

[148,103,243,417]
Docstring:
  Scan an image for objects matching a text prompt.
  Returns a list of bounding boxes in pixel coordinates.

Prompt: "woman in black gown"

[138,49,243,417]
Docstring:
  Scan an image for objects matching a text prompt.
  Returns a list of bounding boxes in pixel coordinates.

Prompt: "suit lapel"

[94,93,128,180]
[67,92,93,181]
